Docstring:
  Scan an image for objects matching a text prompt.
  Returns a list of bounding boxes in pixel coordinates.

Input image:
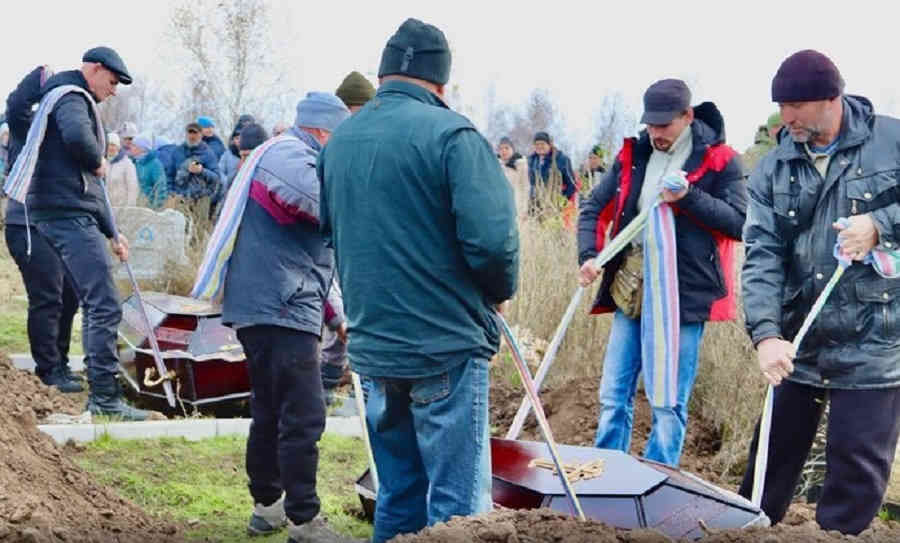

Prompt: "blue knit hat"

[196,116,215,128]
[294,92,350,133]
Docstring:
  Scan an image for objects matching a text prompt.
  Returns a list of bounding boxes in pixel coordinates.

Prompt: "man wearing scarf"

[197,92,352,542]
[4,47,154,420]
[577,79,746,467]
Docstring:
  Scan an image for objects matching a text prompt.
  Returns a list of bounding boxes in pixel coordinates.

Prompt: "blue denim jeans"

[594,310,705,466]
[365,358,492,543]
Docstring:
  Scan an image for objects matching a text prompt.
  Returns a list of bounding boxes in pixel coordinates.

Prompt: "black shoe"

[86,377,154,421]
[60,360,84,383]
[40,367,84,394]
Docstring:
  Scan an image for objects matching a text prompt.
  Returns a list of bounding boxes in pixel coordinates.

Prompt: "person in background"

[335,71,376,114]
[214,122,268,214]
[527,131,578,227]
[0,123,9,177]
[318,71,378,404]
[128,134,168,208]
[198,115,226,159]
[218,126,242,191]
[118,121,138,157]
[742,112,783,171]
[167,121,221,202]
[497,136,528,215]
[105,131,139,207]
[581,143,607,192]
[3,64,82,394]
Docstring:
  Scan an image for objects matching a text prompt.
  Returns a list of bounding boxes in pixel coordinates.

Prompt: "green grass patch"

[72,432,372,542]
[0,310,29,353]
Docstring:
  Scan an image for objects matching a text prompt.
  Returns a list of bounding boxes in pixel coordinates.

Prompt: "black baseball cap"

[186,122,202,133]
[641,79,691,125]
[82,46,133,85]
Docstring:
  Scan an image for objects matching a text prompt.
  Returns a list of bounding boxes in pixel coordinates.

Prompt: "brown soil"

[0,355,181,542]
[490,378,724,484]
[391,506,900,543]
[0,355,84,420]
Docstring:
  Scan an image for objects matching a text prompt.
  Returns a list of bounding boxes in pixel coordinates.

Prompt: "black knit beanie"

[533,132,551,144]
[772,49,844,102]
[239,123,268,151]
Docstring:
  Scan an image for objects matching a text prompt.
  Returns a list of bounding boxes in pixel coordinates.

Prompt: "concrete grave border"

[39,416,362,444]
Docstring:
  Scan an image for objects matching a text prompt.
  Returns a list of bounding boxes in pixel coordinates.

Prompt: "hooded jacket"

[578,101,747,323]
[743,95,900,388]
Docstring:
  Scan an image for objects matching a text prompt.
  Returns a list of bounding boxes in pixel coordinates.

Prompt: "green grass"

[0,298,84,356]
[72,433,373,542]
[0,309,29,353]
[879,505,900,522]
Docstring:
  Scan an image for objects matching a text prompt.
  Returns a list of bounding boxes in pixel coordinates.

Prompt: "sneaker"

[287,516,362,543]
[247,496,286,536]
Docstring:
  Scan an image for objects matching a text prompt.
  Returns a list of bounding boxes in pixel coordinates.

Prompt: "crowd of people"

[2,16,900,543]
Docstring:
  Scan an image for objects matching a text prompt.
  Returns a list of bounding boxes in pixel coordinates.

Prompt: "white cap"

[107,132,121,147]
[119,122,138,138]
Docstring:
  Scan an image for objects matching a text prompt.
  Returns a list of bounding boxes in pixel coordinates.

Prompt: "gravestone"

[112,207,190,281]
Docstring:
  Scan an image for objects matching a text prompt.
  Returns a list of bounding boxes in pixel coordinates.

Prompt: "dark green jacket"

[318,80,519,379]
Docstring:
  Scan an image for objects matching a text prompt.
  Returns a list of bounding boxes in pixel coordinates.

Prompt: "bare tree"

[167,0,293,133]
[98,76,185,139]
[591,92,638,163]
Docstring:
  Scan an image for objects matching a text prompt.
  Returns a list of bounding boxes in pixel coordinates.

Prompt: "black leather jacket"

[743,95,900,388]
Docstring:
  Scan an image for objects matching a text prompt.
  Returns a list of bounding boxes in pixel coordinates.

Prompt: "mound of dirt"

[0,354,84,420]
[490,378,724,484]
[0,355,180,542]
[390,506,900,543]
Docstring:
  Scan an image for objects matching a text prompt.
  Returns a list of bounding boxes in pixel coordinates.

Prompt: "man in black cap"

[740,49,900,535]
[17,46,152,420]
[577,78,746,467]
[318,17,518,543]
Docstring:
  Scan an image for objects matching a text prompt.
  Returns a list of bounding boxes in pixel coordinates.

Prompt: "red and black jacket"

[576,101,747,323]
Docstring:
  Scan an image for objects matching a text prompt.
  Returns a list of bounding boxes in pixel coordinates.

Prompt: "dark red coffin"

[356,438,768,540]
[117,292,250,405]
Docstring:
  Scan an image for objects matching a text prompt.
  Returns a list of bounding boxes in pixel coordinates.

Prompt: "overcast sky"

[3,0,898,153]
